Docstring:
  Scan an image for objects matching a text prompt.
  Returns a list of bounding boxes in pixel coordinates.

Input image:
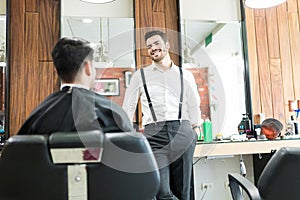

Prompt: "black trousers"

[144,120,197,200]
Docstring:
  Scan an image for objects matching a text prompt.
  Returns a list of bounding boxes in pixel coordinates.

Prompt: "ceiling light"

[80,0,115,3]
[245,0,287,9]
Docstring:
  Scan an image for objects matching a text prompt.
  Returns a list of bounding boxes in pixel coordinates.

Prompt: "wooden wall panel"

[50,1,60,92]
[39,0,57,61]
[9,0,26,136]
[255,16,273,117]
[269,58,285,121]
[277,3,294,120]
[288,13,300,98]
[40,62,55,100]
[245,7,261,122]
[245,0,300,126]
[153,0,164,12]
[135,0,179,63]
[287,0,298,12]
[165,0,179,65]
[8,0,60,136]
[298,0,300,23]
[24,13,40,116]
[152,12,165,29]
[138,0,152,57]
[266,7,284,121]
[266,7,280,58]
[25,0,39,12]
[134,0,179,128]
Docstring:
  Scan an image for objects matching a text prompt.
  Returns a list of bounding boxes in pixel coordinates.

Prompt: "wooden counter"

[194,139,300,158]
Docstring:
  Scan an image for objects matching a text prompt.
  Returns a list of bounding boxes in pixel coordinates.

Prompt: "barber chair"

[228,147,300,200]
[0,130,160,200]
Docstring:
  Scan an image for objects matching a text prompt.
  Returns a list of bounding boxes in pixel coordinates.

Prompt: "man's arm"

[185,70,202,127]
[122,70,141,124]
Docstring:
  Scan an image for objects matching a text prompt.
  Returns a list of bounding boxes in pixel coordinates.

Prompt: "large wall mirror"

[180,0,251,137]
[62,0,251,137]
[61,0,135,106]
[0,0,6,140]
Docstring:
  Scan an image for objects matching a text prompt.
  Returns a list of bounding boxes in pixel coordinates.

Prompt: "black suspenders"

[140,67,184,123]
[178,67,183,120]
[141,68,157,122]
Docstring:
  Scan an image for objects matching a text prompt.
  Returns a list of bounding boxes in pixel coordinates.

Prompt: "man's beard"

[150,48,167,62]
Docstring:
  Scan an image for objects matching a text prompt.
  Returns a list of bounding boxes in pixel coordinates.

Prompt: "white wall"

[194,154,254,199]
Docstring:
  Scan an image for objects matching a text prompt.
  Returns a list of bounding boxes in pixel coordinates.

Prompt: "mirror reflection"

[61,0,135,106]
[62,0,248,136]
[0,0,6,138]
[62,16,135,68]
[180,0,247,137]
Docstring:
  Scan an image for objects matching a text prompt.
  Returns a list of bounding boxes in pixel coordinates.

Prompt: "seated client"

[17,38,134,135]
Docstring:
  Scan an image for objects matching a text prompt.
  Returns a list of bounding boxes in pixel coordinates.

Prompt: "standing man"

[123,30,202,200]
[18,37,134,135]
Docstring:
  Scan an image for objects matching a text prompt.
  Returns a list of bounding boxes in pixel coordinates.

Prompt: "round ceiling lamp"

[80,0,115,3]
[245,0,287,8]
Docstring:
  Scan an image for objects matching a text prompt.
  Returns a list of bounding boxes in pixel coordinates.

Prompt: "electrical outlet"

[201,182,213,190]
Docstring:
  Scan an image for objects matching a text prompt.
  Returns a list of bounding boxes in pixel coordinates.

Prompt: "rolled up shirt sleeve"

[122,70,141,124]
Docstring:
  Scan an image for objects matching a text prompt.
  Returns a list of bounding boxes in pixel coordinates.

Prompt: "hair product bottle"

[203,119,213,142]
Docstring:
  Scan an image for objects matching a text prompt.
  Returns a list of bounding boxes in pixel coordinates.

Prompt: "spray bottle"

[238,114,251,136]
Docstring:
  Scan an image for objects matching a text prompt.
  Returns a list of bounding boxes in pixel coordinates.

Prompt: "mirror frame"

[240,0,253,127]
[4,0,9,140]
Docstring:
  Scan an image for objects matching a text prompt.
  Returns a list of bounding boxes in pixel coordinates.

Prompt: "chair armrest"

[228,173,261,200]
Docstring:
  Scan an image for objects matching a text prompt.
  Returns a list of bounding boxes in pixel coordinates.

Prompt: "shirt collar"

[60,83,90,91]
[151,62,177,72]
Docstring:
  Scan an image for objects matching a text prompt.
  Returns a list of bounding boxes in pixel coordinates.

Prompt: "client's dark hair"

[51,38,94,83]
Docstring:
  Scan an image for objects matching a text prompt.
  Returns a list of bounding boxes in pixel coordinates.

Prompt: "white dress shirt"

[123,63,202,126]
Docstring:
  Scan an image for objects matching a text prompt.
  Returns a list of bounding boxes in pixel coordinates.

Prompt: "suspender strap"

[140,67,184,123]
[178,67,184,121]
[140,68,157,122]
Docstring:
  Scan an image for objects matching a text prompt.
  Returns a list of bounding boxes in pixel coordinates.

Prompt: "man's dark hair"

[261,118,283,133]
[144,30,168,43]
[51,38,94,83]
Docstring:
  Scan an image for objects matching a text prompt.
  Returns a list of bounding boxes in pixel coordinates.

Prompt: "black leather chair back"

[228,147,300,200]
[0,131,160,200]
[258,147,300,200]
[85,132,160,200]
[0,135,67,200]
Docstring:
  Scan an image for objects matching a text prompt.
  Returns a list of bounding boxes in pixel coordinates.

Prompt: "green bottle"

[203,119,213,142]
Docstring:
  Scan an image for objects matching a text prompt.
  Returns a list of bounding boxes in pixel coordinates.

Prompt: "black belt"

[145,120,189,127]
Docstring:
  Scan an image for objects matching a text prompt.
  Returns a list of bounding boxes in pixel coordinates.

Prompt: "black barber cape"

[18,86,134,135]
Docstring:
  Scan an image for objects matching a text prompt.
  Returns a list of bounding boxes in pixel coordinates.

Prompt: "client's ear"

[84,61,92,76]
